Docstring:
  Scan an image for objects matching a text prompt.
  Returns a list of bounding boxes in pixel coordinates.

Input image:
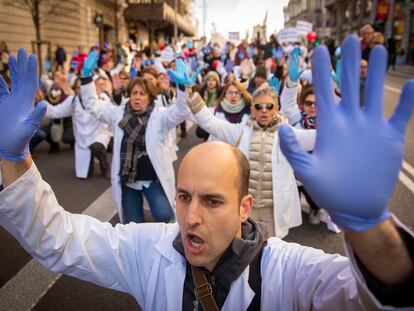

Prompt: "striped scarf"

[118,101,154,184]
[300,112,316,129]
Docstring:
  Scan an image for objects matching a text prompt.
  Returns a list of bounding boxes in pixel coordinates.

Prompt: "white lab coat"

[81,82,190,222]
[193,106,316,238]
[154,93,179,162]
[0,164,407,311]
[45,96,112,178]
[206,108,250,142]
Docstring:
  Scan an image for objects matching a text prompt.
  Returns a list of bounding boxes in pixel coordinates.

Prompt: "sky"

[193,0,289,39]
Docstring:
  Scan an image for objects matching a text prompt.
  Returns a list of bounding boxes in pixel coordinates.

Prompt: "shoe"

[308,209,321,225]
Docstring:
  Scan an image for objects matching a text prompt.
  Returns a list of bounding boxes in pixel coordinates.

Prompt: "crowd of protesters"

[0,23,402,237]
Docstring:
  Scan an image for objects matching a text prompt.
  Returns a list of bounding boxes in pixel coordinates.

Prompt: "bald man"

[1,141,413,310]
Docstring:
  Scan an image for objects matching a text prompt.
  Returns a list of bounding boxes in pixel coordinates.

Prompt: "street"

[0,73,413,311]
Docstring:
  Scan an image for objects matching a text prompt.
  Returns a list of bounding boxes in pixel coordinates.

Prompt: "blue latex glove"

[0,49,47,162]
[167,58,201,86]
[278,35,414,232]
[187,66,203,86]
[288,48,304,83]
[268,76,281,94]
[332,58,342,89]
[82,50,99,77]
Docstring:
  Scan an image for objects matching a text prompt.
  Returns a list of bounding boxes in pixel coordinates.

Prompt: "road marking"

[0,187,116,311]
[402,160,414,179]
[399,171,414,195]
[0,123,195,310]
[385,85,402,94]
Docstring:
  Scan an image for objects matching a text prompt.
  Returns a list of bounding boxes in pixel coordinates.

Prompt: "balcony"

[125,0,196,36]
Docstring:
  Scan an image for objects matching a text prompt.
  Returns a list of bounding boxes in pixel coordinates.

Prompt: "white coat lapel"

[221,267,255,311]
[164,259,186,310]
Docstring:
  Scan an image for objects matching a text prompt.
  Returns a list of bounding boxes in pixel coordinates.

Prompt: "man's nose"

[186,199,203,226]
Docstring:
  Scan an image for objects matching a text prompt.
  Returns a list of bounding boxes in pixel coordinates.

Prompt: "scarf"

[216,101,251,124]
[204,88,218,108]
[220,98,246,114]
[118,101,154,184]
[250,112,286,131]
[300,112,316,129]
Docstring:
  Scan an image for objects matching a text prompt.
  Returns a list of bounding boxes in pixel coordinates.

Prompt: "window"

[366,0,372,13]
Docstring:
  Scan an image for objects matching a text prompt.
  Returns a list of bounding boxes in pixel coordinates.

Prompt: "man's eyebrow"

[176,188,190,194]
[200,193,226,201]
[176,189,226,200]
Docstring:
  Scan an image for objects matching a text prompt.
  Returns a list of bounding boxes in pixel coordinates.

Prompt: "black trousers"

[89,142,110,177]
[298,185,320,212]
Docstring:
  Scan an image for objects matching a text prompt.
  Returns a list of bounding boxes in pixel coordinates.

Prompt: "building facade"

[325,0,413,64]
[283,0,329,37]
[0,0,196,71]
[284,0,413,65]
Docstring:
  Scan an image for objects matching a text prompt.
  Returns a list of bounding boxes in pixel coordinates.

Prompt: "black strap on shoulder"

[247,241,267,310]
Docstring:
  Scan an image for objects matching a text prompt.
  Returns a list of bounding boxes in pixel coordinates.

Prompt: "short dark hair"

[229,145,250,202]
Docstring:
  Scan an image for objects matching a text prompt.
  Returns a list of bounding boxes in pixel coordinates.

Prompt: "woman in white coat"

[207,80,252,142]
[44,78,112,179]
[187,85,316,238]
[81,76,190,224]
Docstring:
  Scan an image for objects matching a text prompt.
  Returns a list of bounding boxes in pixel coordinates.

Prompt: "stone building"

[283,0,329,37]
[324,0,413,64]
[0,0,196,71]
[283,0,414,64]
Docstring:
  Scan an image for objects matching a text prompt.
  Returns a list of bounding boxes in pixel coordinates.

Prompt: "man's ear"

[239,195,253,222]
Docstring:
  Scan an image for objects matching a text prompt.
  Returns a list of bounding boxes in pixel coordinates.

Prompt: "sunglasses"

[254,103,275,111]
[303,100,316,107]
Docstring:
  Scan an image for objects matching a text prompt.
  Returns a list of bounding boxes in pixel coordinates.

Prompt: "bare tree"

[0,0,74,74]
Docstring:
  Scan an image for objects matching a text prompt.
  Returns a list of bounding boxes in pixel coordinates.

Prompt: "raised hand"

[0,49,46,162]
[268,76,281,94]
[167,58,201,86]
[288,48,304,83]
[278,35,414,232]
[82,50,99,78]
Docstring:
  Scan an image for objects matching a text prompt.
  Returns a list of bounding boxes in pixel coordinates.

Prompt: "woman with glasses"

[197,80,252,141]
[186,85,315,238]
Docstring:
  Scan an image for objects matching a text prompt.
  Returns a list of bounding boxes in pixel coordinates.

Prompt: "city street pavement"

[1,76,414,310]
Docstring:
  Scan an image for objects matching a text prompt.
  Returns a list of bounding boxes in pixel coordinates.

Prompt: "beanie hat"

[205,71,220,85]
[255,66,267,79]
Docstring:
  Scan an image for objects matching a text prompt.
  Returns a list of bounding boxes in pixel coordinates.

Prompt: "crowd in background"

[0,22,396,237]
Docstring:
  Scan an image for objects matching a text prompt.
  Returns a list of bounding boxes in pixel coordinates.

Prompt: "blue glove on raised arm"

[268,76,281,94]
[278,35,414,232]
[167,58,201,86]
[0,49,46,162]
[82,50,99,78]
[288,48,304,83]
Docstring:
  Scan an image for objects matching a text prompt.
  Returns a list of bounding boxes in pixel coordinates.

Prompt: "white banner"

[228,32,240,41]
[277,28,298,43]
[296,20,313,36]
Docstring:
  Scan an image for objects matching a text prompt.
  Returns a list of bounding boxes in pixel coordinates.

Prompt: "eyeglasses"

[254,103,275,111]
[226,90,242,97]
[303,100,316,107]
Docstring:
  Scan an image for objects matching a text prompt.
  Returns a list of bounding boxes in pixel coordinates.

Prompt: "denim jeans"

[121,182,173,224]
